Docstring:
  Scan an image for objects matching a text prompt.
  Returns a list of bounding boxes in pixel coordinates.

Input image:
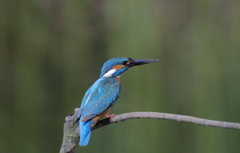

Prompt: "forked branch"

[60,108,240,153]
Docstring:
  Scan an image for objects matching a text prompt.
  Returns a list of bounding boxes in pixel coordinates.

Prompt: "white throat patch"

[102,69,116,78]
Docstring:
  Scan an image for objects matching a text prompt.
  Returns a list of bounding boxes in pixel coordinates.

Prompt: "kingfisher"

[78,57,158,146]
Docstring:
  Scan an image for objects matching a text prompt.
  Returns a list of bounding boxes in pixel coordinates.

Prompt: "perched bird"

[78,57,158,146]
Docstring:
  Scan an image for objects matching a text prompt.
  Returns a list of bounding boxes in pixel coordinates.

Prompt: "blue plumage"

[80,78,121,122]
[78,57,158,146]
[79,120,93,146]
[79,77,120,146]
[99,57,130,77]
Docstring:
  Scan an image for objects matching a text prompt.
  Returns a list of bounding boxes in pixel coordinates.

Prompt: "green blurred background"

[1,0,240,153]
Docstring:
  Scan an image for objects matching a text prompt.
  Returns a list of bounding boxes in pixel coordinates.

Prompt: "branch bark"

[60,108,240,153]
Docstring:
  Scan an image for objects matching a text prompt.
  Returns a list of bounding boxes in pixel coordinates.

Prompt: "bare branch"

[60,108,240,153]
[59,108,79,153]
[104,112,240,130]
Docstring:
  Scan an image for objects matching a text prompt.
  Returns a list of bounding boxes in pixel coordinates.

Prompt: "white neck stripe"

[102,69,116,78]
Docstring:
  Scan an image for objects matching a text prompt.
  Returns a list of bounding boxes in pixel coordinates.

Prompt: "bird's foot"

[106,114,116,122]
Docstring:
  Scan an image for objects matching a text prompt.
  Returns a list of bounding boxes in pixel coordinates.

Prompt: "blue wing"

[79,77,121,122]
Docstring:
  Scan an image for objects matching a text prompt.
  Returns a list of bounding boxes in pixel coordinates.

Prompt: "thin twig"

[60,108,240,153]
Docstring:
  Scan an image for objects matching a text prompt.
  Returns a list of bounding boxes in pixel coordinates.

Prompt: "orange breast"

[91,105,113,128]
[116,76,121,83]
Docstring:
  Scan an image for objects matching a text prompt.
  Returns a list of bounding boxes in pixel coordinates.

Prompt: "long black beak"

[130,59,159,67]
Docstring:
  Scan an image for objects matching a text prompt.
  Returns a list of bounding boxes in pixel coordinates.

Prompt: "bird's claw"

[106,114,116,122]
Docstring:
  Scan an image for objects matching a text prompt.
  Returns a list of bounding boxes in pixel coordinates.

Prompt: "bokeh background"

[1,0,240,153]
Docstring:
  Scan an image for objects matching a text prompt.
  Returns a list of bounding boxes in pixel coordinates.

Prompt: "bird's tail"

[79,118,93,146]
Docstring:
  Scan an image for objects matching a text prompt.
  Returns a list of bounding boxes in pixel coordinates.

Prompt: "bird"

[78,57,158,146]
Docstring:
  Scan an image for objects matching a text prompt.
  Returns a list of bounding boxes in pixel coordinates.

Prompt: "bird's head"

[100,57,159,78]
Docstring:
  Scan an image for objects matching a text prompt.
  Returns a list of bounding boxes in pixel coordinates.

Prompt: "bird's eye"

[122,61,128,65]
